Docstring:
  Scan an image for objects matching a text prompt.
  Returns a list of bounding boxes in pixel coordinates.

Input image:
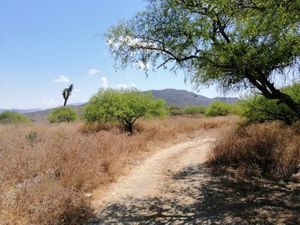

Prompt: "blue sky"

[0,0,225,109]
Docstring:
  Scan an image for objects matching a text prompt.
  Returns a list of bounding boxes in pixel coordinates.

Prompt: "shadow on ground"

[86,165,300,225]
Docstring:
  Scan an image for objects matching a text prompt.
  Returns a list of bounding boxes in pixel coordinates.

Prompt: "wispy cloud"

[116,82,136,89]
[101,77,108,89]
[74,88,80,93]
[89,68,100,75]
[54,75,70,83]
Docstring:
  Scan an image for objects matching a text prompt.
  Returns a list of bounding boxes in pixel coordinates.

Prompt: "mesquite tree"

[106,0,300,119]
[62,84,73,107]
[84,89,167,134]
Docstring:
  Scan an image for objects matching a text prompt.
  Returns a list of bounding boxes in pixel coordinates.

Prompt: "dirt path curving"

[86,136,300,225]
[92,137,215,209]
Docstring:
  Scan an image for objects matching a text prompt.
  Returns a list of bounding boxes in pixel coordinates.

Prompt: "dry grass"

[0,116,235,225]
[210,122,300,180]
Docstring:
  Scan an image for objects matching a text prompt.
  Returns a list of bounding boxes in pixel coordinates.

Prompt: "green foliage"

[0,111,29,124]
[205,102,231,117]
[184,105,206,115]
[240,83,300,124]
[48,107,77,123]
[168,106,184,116]
[26,131,38,147]
[84,88,168,134]
[106,0,300,116]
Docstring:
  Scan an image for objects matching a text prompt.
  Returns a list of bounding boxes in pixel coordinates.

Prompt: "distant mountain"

[1,89,238,121]
[146,89,238,107]
[0,108,42,114]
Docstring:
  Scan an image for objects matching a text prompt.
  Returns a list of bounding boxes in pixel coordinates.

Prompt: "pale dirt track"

[86,136,300,225]
[92,137,215,209]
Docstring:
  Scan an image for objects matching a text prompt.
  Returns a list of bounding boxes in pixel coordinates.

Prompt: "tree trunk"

[64,97,68,107]
[248,75,300,120]
[125,122,133,135]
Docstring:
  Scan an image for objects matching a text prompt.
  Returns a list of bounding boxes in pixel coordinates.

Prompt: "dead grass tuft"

[210,122,300,180]
[0,116,235,225]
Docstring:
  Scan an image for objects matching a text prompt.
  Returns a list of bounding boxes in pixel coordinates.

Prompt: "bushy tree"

[48,107,77,123]
[0,111,29,124]
[106,0,300,118]
[168,105,184,116]
[84,89,168,134]
[205,102,230,117]
[184,105,206,115]
[241,83,300,124]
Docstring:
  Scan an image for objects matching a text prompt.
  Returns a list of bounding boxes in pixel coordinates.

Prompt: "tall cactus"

[62,84,73,107]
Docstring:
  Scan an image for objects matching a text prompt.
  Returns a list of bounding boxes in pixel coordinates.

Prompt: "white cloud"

[54,75,70,83]
[116,82,136,89]
[74,88,80,93]
[89,68,100,75]
[101,76,108,89]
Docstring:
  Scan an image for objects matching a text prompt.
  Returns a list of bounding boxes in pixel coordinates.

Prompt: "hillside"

[147,89,238,107]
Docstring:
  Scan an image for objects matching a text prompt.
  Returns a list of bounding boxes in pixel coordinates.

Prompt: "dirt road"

[86,136,300,224]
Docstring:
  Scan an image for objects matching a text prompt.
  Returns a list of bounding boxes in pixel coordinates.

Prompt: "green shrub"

[168,106,184,116]
[48,107,77,123]
[84,88,168,134]
[184,105,206,115]
[205,102,231,117]
[240,83,300,124]
[0,111,29,124]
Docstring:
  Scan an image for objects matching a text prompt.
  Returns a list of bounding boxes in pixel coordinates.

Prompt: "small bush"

[168,106,184,116]
[48,107,77,123]
[210,123,300,180]
[26,131,38,146]
[184,105,206,115]
[205,101,230,117]
[0,111,29,124]
[240,83,300,124]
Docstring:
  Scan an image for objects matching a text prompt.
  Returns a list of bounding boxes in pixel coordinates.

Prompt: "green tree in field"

[48,107,77,123]
[184,105,206,115]
[0,111,29,124]
[205,101,230,117]
[106,0,300,119]
[62,84,73,107]
[84,89,167,134]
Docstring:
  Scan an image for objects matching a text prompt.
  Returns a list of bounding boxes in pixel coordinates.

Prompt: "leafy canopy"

[106,0,300,116]
[84,88,168,134]
[48,107,77,123]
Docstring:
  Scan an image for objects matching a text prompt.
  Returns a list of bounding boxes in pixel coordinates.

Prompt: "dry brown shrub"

[210,122,300,180]
[0,116,235,225]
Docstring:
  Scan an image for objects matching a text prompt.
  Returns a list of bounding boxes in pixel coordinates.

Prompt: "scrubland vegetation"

[0,116,234,225]
[0,111,29,125]
[210,122,300,180]
[48,107,77,123]
[1,86,299,224]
